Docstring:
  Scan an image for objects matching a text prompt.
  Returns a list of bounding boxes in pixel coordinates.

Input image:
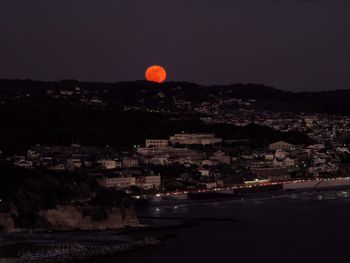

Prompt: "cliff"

[41,205,140,231]
[0,205,140,233]
[0,212,15,232]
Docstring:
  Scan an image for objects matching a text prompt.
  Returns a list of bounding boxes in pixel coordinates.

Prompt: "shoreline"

[2,186,350,262]
[2,184,349,235]
[2,184,349,238]
[143,184,350,208]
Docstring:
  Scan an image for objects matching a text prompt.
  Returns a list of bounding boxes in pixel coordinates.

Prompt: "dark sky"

[1,0,349,91]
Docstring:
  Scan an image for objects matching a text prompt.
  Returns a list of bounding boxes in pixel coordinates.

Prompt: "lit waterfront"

[93,188,350,263]
[2,188,350,262]
[146,177,350,201]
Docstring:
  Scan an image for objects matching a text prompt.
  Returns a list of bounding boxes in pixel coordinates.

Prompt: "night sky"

[1,0,349,91]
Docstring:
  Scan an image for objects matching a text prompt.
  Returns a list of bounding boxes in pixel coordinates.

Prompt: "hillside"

[1,79,343,153]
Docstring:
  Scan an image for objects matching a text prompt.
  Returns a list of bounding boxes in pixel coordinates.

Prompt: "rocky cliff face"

[40,206,140,231]
[0,212,15,232]
[0,205,140,233]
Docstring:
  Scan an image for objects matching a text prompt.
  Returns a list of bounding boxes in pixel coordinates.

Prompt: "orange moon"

[145,65,167,83]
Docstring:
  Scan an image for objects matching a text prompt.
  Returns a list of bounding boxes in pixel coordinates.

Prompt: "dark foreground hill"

[1,79,349,114]
[1,79,344,153]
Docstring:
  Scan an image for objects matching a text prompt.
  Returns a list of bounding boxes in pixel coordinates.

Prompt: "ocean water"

[91,189,350,263]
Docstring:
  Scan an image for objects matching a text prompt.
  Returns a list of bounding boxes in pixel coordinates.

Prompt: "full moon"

[145,65,167,83]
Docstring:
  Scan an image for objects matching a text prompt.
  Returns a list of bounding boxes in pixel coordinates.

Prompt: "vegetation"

[0,163,130,229]
[0,79,340,154]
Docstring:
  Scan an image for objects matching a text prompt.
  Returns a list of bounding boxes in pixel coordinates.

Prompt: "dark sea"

[93,190,350,263]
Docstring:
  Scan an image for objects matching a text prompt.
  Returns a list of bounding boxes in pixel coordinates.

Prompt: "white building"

[204,182,217,189]
[137,147,164,156]
[27,150,40,159]
[273,159,284,167]
[122,158,139,168]
[308,144,325,150]
[149,157,169,166]
[338,147,350,154]
[202,159,219,166]
[97,176,136,188]
[97,159,121,170]
[198,169,210,177]
[145,139,169,148]
[265,153,275,161]
[70,158,82,168]
[170,133,222,145]
[275,149,286,160]
[284,158,295,167]
[269,141,295,151]
[47,164,66,171]
[210,151,231,165]
[14,160,33,169]
[136,176,161,189]
[98,175,161,189]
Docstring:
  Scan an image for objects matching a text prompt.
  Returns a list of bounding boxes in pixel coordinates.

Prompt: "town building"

[269,141,295,151]
[97,176,136,188]
[97,159,121,170]
[136,175,161,189]
[122,158,139,168]
[170,133,222,145]
[198,169,210,177]
[251,166,289,180]
[14,159,33,169]
[145,139,169,148]
[97,175,161,189]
